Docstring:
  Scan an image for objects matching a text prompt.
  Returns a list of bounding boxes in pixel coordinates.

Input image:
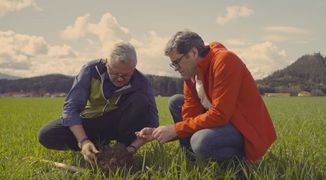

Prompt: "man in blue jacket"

[38,42,158,162]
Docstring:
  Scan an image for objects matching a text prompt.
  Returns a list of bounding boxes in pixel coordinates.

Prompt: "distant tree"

[311,89,325,96]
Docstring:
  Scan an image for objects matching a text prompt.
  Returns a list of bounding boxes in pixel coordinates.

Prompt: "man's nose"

[117,76,124,81]
[117,76,124,82]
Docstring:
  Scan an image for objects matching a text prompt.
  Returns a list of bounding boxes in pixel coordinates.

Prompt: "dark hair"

[164,31,209,57]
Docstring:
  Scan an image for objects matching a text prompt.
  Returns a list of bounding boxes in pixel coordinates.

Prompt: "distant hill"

[0,74,74,96]
[0,73,183,97]
[257,53,326,96]
[0,73,21,80]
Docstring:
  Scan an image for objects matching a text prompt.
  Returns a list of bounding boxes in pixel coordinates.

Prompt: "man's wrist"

[78,137,89,149]
[127,145,137,153]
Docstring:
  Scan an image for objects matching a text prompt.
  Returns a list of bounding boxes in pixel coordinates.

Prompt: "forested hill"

[257,53,326,96]
[0,74,183,97]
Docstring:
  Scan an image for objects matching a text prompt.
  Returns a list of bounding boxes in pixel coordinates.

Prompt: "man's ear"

[190,47,199,58]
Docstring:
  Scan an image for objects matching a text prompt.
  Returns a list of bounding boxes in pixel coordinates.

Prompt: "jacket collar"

[196,42,227,81]
[185,42,227,96]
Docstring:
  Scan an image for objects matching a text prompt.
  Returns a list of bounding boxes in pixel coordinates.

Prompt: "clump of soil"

[97,143,133,173]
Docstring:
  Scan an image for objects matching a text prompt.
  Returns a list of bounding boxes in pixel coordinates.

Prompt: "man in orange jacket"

[137,31,277,162]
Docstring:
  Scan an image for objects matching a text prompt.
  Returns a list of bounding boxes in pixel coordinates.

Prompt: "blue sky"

[0,0,325,79]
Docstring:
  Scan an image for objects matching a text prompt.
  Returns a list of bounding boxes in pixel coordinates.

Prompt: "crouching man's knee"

[190,129,212,159]
[38,125,52,149]
[37,119,78,150]
[190,128,244,162]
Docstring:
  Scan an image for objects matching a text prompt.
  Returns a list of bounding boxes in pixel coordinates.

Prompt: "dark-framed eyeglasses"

[169,54,186,70]
[106,64,134,80]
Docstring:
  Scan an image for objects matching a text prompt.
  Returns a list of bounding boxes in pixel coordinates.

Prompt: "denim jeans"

[169,94,245,162]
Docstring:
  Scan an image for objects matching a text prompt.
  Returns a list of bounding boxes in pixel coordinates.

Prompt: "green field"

[0,97,325,179]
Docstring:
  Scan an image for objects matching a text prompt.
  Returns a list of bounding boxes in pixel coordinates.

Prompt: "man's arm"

[61,64,100,162]
[69,124,88,144]
[126,138,147,154]
[70,124,99,162]
[62,64,91,127]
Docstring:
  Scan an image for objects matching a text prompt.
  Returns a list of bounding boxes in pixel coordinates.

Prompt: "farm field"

[0,97,325,179]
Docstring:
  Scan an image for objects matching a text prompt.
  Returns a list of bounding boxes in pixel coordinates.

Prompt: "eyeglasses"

[106,64,134,80]
[169,54,185,70]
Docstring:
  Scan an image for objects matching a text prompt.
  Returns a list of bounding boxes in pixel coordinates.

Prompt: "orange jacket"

[175,42,277,161]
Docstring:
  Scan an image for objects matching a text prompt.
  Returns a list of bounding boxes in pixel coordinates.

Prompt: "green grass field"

[0,97,325,179]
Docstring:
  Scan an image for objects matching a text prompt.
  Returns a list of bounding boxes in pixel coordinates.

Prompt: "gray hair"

[109,42,137,65]
[164,31,209,57]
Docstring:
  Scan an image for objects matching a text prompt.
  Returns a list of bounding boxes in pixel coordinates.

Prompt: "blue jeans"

[169,94,245,162]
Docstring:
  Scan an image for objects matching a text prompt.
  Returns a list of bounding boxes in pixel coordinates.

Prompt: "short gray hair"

[164,31,208,57]
[109,42,137,65]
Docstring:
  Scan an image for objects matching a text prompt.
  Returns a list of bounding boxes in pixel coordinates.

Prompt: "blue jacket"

[61,59,159,127]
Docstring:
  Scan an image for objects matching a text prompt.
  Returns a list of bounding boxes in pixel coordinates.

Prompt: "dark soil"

[97,143,133,173]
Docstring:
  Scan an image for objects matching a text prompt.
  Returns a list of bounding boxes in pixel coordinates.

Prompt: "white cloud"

[60,13,178,77]
[1,13,175,78]
[48,45,78,58]
[1,13,184,78]
[61,12,131,57]
[216,5,254,25]
[28,56,85,77]
[131,31,178,77]
[132,31,167,58]
[61,14,90,40]
[87,13,130,43]
[0,31,47,69]
[265,26,308,34]
[88,13,131,56]
[0,0,41,16]
[233,41,290,79]
[0,30,83,77]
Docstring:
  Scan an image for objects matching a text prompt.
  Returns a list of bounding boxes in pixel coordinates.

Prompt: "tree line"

[0,74,184,97]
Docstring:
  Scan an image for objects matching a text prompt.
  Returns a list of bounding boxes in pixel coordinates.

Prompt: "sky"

[0,0,325,79]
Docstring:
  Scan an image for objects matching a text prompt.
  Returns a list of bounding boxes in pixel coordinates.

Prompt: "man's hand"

[152,124,177,143]
[80,140,99,163]
[135,127,156,142]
